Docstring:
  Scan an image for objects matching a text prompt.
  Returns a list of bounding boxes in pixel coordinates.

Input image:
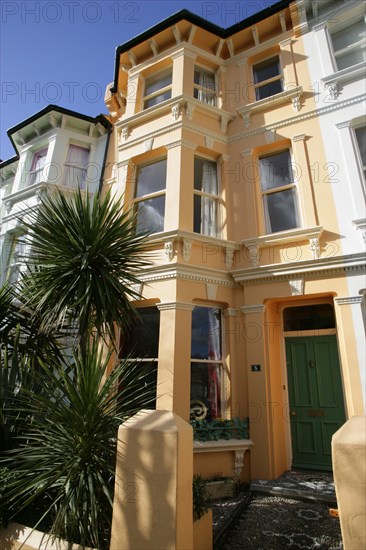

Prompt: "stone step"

[250,471,337,504]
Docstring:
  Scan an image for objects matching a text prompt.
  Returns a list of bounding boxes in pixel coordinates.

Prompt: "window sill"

[237,85,303,127]
[116,94,235,143]
[3,182,91,220]
[193,439,253,477]
[321,62,366,100]
[242,226,323,265]
[144,230,238,267]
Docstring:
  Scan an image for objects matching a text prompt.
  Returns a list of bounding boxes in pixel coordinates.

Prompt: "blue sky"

[1,0,279,160]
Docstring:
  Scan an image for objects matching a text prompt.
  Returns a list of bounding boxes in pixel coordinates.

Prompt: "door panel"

[286,335,346,471]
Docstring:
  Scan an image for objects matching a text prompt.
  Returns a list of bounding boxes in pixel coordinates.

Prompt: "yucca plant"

[0,187,153,546]
[0,284,64,453]
[20,188,150,348]
[2,340,155,549]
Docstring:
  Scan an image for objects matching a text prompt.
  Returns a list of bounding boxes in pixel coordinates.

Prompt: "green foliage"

[193,475,210,521]
[0,187,153,547]
[0,466,18,525]
[191,417,249,441]
[20,188,150,343]
[0,285,64,453]
[1,340,155,549]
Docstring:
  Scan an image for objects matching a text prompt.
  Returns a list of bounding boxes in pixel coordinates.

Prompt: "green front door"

[286,335,346,471]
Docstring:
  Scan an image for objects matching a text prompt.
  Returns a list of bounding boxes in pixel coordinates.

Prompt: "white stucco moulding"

[242,226,323,263]
[237,86,303,127]
[240,305,266,314]
[157,302,195,311]
[334,296,364,306]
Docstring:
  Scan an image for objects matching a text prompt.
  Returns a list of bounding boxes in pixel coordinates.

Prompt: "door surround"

[280,301,346,471]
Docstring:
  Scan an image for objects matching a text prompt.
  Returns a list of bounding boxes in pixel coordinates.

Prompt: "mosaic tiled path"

[213,471,342,549]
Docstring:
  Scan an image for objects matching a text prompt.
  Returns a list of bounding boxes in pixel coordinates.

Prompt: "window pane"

[284,304,335,331]
[336,49,366,70]
[255,79,283,100]
[253,56,280,84]
[194,158,218,193]
[145,72,172,96]
[144,90,171,109]
[264,188,299,233]
[332,19,366,53]
[260,151,294,191]
[121,307,160,358]
[355,126,366,166]
[191,362,221,420]
[191,307,222,360]
[136,160,167,197]
[194,195,218,237]
[136,196,165,233]
[194,69,215,89]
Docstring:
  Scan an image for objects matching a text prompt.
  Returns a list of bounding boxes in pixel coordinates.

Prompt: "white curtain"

[197,71,216,106]
[63,145,89,189]
[201,162,218,237]
[207,308,221,418]
[29,149,47,185]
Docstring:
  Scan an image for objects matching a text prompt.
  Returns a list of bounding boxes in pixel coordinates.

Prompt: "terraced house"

[1,0,365,483]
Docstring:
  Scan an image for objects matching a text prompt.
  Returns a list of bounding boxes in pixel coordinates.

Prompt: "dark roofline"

[1,105,112,166]
[111,0,292,93]
[0,155,18,170]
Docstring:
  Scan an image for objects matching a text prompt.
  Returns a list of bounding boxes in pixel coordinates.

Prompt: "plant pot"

[206,478,235,500]
[193,509,212,550]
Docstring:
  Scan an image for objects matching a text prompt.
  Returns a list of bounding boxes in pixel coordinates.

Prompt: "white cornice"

[138,263,237,288]
[240,305,265,314]
[237,86,303,127]
[334,296,364,306]
[230,93,366,141]
[157,302,195,311]
[231,252,366,284]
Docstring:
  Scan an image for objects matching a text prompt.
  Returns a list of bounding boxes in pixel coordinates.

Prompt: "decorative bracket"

[164,240,174,262]
[182,239,192,262]
[309,237,320,259]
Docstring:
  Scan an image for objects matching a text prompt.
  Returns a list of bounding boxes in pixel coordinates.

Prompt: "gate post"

[332,416,366,550]
[110,409,193,550]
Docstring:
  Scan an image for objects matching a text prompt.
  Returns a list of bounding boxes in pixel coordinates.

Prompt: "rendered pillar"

[332,416,366,550]
[110,409,193,550]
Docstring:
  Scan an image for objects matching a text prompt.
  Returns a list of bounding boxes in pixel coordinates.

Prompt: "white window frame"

[6,231,28,283]
[142,69,172,110]
[330,15,366,71]
[190,305,225,421]
[62,143,90,190]
[28,147,48,186]
[193,65,217,106]
[354,125,366,182]
[252,54,284,101]
[258,148,301,234]
[132,157,167,234]
[193,156,221,238]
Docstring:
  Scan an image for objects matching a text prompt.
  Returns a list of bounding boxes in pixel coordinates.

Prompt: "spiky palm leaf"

[2,339,155,549]
[20,188,150,343]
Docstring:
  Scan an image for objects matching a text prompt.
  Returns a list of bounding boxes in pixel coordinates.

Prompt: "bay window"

[331,18,366,71]
[259,150,300,233]
[28,147,47,186]
[134,159,166,234]
[143,70,172,109]
[194,67,216,106]
[63,144,90,189]
[190,306,223,420]
[194,158,220,238]
[120,306,160,409]
[252,55,283,101]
